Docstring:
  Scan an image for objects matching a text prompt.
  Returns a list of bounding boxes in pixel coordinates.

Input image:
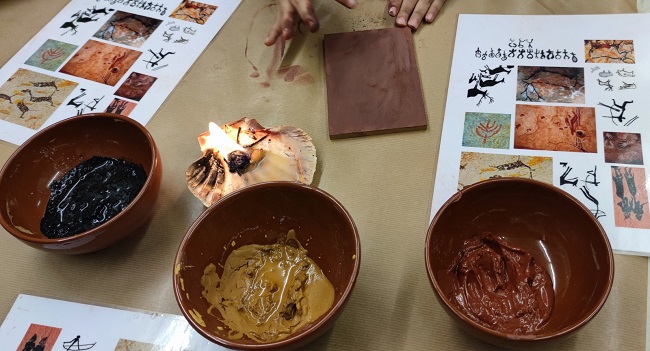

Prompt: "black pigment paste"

[40,156,147,239]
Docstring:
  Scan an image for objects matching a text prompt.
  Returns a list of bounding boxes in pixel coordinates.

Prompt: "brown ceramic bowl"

[173,181,360,350]
[425,178,614,348]
[0,113,162,254]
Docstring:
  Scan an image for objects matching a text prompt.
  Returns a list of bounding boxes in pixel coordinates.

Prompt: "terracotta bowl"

[0,113,162,254]
[173,181,360,350]
[425,178,614,348]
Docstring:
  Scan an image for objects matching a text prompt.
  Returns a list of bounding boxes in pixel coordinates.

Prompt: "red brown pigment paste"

[448,233,555,334]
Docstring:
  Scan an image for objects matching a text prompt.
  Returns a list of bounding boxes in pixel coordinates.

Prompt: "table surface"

[0,0,647,350]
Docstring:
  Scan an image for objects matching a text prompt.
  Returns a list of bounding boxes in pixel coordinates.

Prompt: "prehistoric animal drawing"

[492,157,534,179]
[60,20,79,35]
[90,6,111,15]
[60,7,114,35]
[16,101,29,119]
[21,89,56,106]
[619,81,636,90]
[0,93,15,104]
[597,78,613,91]
[75,11,99,23]
[467,83,494,106]
[598,70,613,77]
[617,69,635,77]
[479,64,511,75]
[466,65,512,106]
[30,80,59,91]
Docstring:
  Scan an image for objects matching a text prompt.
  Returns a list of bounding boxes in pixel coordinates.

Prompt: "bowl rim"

[0,112,160,244]
[173,181,361,350]
[424,178,615,343]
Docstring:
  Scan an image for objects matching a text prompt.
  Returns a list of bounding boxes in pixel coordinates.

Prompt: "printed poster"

[431,14,650,255]
[0,294,228,350]
[0,0,240,145]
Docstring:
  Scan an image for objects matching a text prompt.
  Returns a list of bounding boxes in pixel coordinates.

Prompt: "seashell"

[186,118,317,207]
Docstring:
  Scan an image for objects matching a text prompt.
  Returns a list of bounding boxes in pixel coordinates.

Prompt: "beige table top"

[0,0,646,350]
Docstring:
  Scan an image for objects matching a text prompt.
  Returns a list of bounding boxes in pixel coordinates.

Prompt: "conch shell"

[186,118,317,206]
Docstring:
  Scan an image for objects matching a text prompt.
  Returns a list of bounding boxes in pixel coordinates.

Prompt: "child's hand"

[265,0,358,46]
[387,0,447,30]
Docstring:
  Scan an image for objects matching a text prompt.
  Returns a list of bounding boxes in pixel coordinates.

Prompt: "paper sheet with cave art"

[430,14,650,255]
[0,294,229,350]
[0,0,240,145]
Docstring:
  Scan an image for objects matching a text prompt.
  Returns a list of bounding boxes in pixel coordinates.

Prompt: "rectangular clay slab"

[323,27,427,139]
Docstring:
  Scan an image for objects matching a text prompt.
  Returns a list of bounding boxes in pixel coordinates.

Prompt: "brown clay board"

[323,27,427,139]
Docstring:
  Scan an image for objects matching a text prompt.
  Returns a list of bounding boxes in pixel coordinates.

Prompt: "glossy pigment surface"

[174,182,360,350]
[201,231,335,343]
[449,233,554,335]
[40,156,147,238]
[426,178,614,347]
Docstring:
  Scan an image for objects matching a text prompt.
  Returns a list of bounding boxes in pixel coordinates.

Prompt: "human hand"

[387,0,447,30]
[265,0,358,46]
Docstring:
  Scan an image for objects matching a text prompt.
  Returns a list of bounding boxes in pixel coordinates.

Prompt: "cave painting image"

[25,39,78,72]
[516,66,585,104]
[611,166,650,229]
[94,11,163,48]
[458,151,553,190]
[113,339,187,351]
[604,132,644,165]
[514,105,597,153]
[59,40,142,86]
[585,40,635,64]
[169,1,218,25]
[114,72,157,101]
[104,97,136,116]
[15,323,62,351]
[0,68,78,129]
[462,112,511,149]
[467,64,514,106]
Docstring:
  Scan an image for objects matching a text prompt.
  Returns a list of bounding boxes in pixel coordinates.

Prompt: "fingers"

[424,0,446,23]
[387,0,403,17]
[335,0,358,9]
[265,0,297,46]
[265,0,361,46]
[290,0,319,32]
[393,0,446,30]
[395,0,417,27]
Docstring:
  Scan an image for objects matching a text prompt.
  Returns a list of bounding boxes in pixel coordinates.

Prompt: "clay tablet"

[323,27,427,139]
